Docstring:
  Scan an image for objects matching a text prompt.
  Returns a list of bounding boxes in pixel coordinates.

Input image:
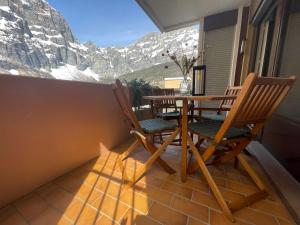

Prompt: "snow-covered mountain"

[0,0,198,82]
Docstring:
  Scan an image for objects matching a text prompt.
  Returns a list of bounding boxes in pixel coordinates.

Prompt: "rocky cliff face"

[0,0,198,82]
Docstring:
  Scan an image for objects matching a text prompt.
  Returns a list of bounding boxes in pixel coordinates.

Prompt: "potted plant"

[124,77,152,103]
[124,78,154,119]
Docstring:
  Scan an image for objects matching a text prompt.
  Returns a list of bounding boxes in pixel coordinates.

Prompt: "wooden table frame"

[143,95,237,182]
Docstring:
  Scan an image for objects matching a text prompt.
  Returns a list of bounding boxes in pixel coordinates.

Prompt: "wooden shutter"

[203,25,235,107]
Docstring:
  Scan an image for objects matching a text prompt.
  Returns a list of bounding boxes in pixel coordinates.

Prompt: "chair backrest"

[218,86,242,112]
[151,88,177,113]
[218,73,296,139]
[113,79,142,131]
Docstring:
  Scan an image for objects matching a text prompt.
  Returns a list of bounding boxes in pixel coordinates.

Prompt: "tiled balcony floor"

[0,141,296,225]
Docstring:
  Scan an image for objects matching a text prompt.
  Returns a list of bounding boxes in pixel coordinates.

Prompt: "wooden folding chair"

[113,79,180,187]
[151,88,180,120]
[186,74,296,221]
[150,88,182,144]
[199,86,242,122]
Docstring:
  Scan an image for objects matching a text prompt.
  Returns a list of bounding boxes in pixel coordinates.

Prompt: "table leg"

[181,98,188,182]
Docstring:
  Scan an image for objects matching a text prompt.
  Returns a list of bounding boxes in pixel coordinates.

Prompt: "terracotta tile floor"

[0,142,296,225]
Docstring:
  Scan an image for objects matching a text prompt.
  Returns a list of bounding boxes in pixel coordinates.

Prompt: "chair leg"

[187,136,218,174]
[118,156,130,182]
[211,139,251,165]
[187,136,235,222]
[187,136,207,174]
[118,139,141,181]
[188,136,270,218]
[159,134,164,144]
[187,151,194,173]
[195,135,206,154]
[224,154,270,212]
[120,139,140,161]
[177,118,182,145]
[126,128,179,187]
[145,141,176,174]
[237,154,269,192]
[151,134,155,144]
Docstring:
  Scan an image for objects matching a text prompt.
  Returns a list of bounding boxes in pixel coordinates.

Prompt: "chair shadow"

[61,139,153,225]
[2,138,170,225]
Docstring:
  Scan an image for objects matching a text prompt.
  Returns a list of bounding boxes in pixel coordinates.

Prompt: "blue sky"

[47,0,159,47]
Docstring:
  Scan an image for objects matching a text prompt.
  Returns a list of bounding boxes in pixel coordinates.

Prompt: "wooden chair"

[113,79,180,187]
[151,88,180,120]
[199,86,242,122]
[188,86,242,154]
[150,88,182,144]
[186,74,296,221]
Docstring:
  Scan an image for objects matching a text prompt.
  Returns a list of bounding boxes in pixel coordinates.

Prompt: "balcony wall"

[0,74,131,208]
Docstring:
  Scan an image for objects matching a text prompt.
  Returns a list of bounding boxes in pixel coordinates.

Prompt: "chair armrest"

[130,129,146,140]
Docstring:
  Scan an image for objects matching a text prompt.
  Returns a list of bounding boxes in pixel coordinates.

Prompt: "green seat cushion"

[156,111,180,119]
[140,118,177,134]
[188,120,250,139]
[201,112,226,122]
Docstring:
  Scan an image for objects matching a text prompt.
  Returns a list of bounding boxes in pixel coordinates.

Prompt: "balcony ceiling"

[136,0,250,32]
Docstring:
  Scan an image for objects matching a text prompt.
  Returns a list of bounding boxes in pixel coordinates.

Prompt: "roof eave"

[136,0,165,32]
